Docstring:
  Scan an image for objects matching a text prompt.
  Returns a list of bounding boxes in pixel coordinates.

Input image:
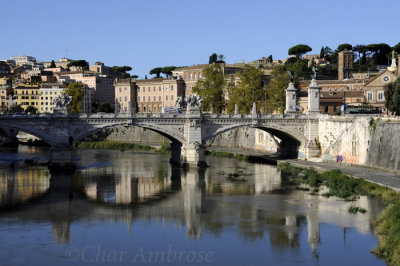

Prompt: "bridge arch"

[73,122,185,146]
[0,125,53,146]
[203,123,306,158]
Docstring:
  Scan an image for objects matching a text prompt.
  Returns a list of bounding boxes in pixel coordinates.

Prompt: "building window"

[159,86,161,91]
[143,87,145,92]
[367,92,373,101]
[153,86,156,91]
[143,96,145,102]
[190,73,192,80]
[148,87,150,92]
[119,88,122,92]
[159,96,161,101]
[170,95,173,101]
[153,96,156,101]
[148,96,150,101]
[124,96,127,101]
[170,85,174,91]
[194,73,197,80]
[377,90,384,101]
[166,95,168,101]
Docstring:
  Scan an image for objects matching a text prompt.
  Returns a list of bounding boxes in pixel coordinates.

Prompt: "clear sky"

[1,0,399,78]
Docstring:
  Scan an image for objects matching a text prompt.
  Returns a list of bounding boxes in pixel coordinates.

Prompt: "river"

[0,146,385,265]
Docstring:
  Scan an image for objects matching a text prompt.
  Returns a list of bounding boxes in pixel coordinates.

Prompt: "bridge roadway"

[0,108,320,167]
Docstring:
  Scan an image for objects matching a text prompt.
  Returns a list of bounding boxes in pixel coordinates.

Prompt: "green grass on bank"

[206,150,249,161]
[279,162,400,266]
[75,141,170,153]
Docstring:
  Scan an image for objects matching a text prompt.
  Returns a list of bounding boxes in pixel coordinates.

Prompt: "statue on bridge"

[51,94,72,114]
[175,95,203,112]
[288,71,294,83]
[311,66,318,80]
[51,94,72,108]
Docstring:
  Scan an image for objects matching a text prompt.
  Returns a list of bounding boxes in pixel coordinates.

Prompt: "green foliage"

[113,66,133,79]
[265,65,289,114]
[97,102,114,113]
[320,46,325,59]
[25,105,37,114]
[192,64,225,113]
[267,54,273,63]
[66,60,89,68]
[279,162,400,265]
[149,67,162,78]
[131,75,139,79]
[227,66,264,114]
[288,44,312,57]
[367,43,392,65]
[348,206,367,214]
[337,43,353,52]
[64,82,84,113]
[209,53,225,64]
[161,66,177,78]
[8,104,24,114]
[394,42,400,54]
[385,78,400,115]
[50,60,56,68]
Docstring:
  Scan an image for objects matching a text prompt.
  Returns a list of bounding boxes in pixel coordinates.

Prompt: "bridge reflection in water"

[0,150,384,261]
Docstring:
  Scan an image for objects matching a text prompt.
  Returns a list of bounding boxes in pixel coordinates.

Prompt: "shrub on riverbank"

[279,162,400,266]
[207,150,249,161]
[75,141,170,153]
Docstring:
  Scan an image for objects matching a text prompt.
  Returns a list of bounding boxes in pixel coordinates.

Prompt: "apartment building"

[56,71,114,104]
[39,84,66,113]
[13,84,40,111]
[115,78,137,113]
[135,78,185,113]
[172,63,243,96]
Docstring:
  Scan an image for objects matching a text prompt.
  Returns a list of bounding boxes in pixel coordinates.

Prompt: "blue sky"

[1,0,399,78]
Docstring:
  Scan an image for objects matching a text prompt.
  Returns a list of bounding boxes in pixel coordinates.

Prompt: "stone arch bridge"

[0,110,320,167]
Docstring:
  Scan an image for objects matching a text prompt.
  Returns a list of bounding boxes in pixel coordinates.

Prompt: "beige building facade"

[136,78,184,113]
[115,78,137,113]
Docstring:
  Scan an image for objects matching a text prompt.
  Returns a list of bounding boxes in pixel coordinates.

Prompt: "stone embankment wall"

[319,116,400,172]
[92,126,279,151]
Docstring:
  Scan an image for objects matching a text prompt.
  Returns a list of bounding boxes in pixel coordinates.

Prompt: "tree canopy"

[209,53,225,64]
[97,102,114,113]
[50,60,56,68]
[367,43,391,65]
[337,43,353,52]
[161,66,178,78]
[288,44,312,57]
[66,60,89,68]
[192,64,225,113]
[8,104,24,114]
[113,66,133,79]
[149,67,163,78]
[227,66,265,114]
[265,66,290,114]
[394,42,400,54]
[64,82,84,113]
[385,78,400,115]
[25,105,37,114]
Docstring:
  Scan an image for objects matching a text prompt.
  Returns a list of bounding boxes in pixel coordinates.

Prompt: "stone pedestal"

[307,79,321,114]
[284,82,297,114]
[181,143,207,168]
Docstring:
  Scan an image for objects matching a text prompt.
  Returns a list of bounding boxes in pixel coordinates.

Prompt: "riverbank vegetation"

[75,141,170,153]
[206,150,249,161]
[279,162,400,266]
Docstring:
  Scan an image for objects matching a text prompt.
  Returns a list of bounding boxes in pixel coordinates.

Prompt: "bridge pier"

[181,143,207,168]
[0,128,18,147]
[48,146,76,173]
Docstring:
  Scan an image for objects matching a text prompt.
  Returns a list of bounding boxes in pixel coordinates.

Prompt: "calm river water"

[0,146,385,265]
